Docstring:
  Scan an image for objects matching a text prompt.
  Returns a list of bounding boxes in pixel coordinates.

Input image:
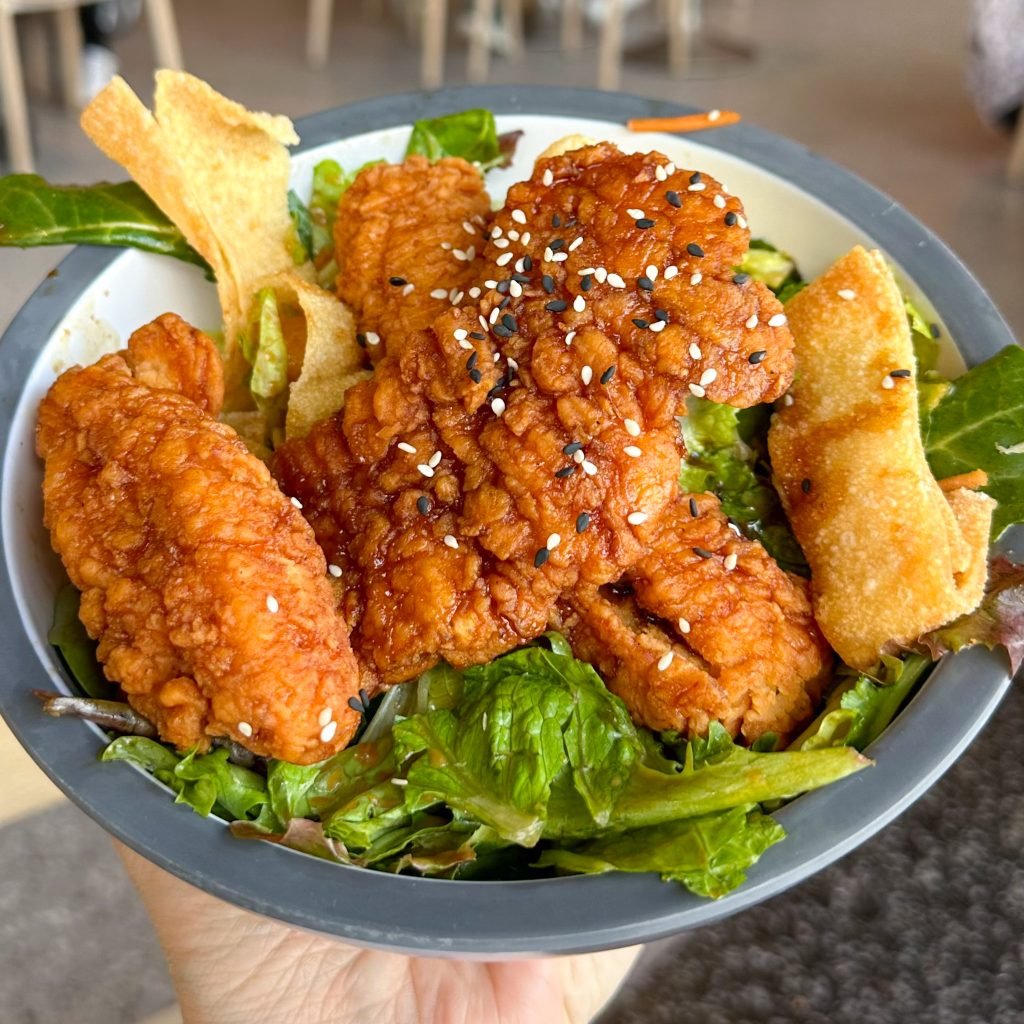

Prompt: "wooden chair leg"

[421,0,447,89]
[561,0,582,51]
[307,0,333,70]
[501,0,523,58]
[0,9,33,173]
[1010,112,1024,182]
[144,0,183,70]
[666,0,687,76]
[54,6,83,109]
[598,0,624,91]
[468,0,494,83]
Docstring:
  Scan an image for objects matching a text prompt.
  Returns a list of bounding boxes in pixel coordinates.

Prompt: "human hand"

[117,843,641,1024]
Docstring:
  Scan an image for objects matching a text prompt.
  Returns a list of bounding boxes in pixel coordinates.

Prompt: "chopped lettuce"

[48,584,114,699]
[405,110,521,173]
[286,189,314,264]
[241,286,289,405]
[679,397,807,573]
[736,239,801,294]
[923,344,1024,541]
[905,297,939,373]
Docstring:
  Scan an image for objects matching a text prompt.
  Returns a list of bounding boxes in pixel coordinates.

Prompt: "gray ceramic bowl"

[0,86,1016,957]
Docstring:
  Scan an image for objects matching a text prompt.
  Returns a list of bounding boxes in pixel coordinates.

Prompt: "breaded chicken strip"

[334,155,492,356]
[558,495,832,742]
[37,314,360,764]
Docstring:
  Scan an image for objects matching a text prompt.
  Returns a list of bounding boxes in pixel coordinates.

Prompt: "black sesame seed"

[357,333,368,348]
[555,465,577,478]
[600,365,616,384]
[694,546,714,559]
[632,318,650,329]
[549,238,565,251]
[501,313,517,331]
[724,212,738,226]
[512,273,530,284]
[687,243,705,258]
[801,478,812,494]
[563,441,584,455]
[359,687,371,710]
[496,280,511,294]
[637,276,654,291]
[347,696,365,714]
[552,214,562,228]
[890,368,912,378]
[654,308,670,322]
[636,218,656,229]
[748,350,767,364]
[523,255,534,271]
[666,190,682,208]
[469,368,483,383]
[689,171,702,185]
[542,275,556,294]
[417,495,431,515]
[689,497,699,517]
[534,547,550,568]
[930,322,941,339]
[576,512,591,533]
[546,299,569,312]
[733,272,750,285]
[581,275,593,292]
[389,276,407,286]
[466,351,478,370]
[470,331,486,341]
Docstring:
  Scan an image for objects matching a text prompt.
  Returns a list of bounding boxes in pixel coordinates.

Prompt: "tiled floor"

[2,1,1023,1022]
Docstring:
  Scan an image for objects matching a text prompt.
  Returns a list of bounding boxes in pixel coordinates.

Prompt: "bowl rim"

[0,84,1016,957]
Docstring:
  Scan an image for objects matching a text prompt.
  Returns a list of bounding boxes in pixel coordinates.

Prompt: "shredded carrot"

[938,469,989,493]
[627,110,742,133]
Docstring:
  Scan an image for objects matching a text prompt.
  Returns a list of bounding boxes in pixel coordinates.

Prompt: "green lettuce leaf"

[905,297,939,373]
[48,584,114,699]
[286,189,314,264]
[923,344,1024,540]
[405,110,520,173]
[242,287,289,400]
[535,805,784,899]
[736,239,800,293]
[918,556,1024,673]
[0,175,209,272]
[679,397,807,573]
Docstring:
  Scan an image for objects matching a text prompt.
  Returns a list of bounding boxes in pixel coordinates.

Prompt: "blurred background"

[2,2,1023,1022]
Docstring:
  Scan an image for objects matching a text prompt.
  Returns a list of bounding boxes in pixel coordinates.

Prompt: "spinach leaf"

[48,584,114,699]
[405,110,520,173]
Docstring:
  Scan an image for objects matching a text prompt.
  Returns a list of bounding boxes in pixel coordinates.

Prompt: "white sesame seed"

[689,343,703,360]
[655,165,668,181]
[882,375,895,390]
[624,418,641,436]
[507,357,519,371]
[490,306,501,324]
[745,314,759,329]
[238,721,253,738]
[783,393,795,406]
[578,267,597,276]
[290,496,303,509]
[627,208,645,219]
[650,320,667,333]
[708,108,722,121]
[700,368,718,387]
[366,331,381,346]
[454,328,468,341]
[431,288,448,299]
[453,248,468,261]
[565,330,576,346]
[663,265,679,280]
[581,365,593,385]
[595,267,608,283]
[491,225,503,239]
[627,511,649,525]
[573,294,586,313]
[569,236,584,252]
[552,252,568,262]
[521,232,531,245]
[491,398,506,415]
[441,242,453,251]
[328,564,342,578]
[542,168,554,187]
[451,290,464,305]
[510,280,523,298]
[493,352,501,363]
[658,651,675,671]
[429,450,442,468]
[547,533,561,550]
[624,445,642,458]
[688,182,706,192]
[689,383,706,398]
[443,534,459,549]
[768,313,787,327]
[666,162,676,174]
[724,553,738,571]
[544,246,554,262]
[507,229,520,241]
[417,464,435,478]
[463,220,476,235]
[458,339,474,351]
[484,280,497,289]
[515,257,527,273]
[607,273,626,289]
[318,707,333,727]
[573,449,586,464]
[397,441,417,454]
[469,287,481,298]
[496,251,513,267]
[402,283,415,296]
[737,214,748,229]
[511,209,527,224]
[582,460,598,476]
[646,264,659,280]
[479,314,489,330]
[678,617,691,634]
[838,289,856,301]
[391,777,409,786]
[266,595,279,613]
[320,720,338,743]
[493,238,510,249]
[690,272,702,286]
[713,194,726,209]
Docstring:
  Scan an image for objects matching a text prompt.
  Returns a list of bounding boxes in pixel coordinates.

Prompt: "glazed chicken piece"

[334,155,493,357]
[274,143,820,743]
[557,494,832,743]
[37,314,360,764]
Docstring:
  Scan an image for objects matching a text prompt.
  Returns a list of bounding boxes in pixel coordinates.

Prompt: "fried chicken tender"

[334,155,492,355]
[37,314,360,764]
[558,495,832,742]
[274,143,822,737]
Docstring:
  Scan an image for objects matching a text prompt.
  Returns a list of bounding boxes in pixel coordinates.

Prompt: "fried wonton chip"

[768,245,994,669]
[536,133,597,162]
[80,72,298,372]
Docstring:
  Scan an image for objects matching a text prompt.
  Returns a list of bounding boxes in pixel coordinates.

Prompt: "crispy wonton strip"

[768,246,994,668]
